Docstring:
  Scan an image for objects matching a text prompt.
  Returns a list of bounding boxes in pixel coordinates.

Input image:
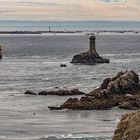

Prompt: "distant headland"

[0,30,139,35]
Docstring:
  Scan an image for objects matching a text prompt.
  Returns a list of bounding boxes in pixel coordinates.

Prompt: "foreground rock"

[71,35,109,65]
[113,109,140,140]
[48,70,140,110]
[24,89,85,96]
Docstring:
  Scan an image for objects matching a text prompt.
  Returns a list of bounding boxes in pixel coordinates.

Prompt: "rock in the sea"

[60,64,67,67]
[49,70,140,110]
[88,70,140,97]
[71,35,109,65]
[24,90,37,95]
[112,109,140,140]
[38,89,85,96]
[25,89,85,96]
[71,51,109,64]
[48,106,63,110]
[60,96,117,110]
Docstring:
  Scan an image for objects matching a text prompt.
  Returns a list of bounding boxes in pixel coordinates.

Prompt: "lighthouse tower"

[89,35,96,53]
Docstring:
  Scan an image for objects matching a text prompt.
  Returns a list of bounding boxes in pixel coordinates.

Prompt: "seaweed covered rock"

[113,109,140,140]
[49,70,140,110]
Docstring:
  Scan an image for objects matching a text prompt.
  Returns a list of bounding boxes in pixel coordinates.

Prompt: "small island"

[71,35,110,64]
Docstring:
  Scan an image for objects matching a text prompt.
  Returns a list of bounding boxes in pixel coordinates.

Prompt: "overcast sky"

[0,0,140,20]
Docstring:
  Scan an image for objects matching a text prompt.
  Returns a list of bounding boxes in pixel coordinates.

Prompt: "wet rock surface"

[112,109,140,140]
[49,70,140,110]
[24,89,85,96]
[71,51,109,65]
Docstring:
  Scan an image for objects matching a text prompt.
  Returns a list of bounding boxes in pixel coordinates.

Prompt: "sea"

[0,20,140,140]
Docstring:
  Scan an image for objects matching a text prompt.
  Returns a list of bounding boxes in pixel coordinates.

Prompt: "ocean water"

[0,32,140,140]
[0,20,140,32]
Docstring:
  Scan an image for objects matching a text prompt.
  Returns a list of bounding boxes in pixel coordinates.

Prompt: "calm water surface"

[0,34,140,140]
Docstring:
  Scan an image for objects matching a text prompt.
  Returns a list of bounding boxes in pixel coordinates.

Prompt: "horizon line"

[0,19,140,22]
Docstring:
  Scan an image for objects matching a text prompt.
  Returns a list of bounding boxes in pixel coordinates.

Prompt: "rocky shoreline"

[48,70,140,110]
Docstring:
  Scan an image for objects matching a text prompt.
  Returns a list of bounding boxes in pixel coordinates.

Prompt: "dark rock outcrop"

[49,70,140,110]
[24,89,85,96]
[88,70,140,97]
[112,109,140,140]
[119,96,140,110]
[38,89,85,96]
[24,90,37,95]
[60,64,67,67]
[71,51,109,65]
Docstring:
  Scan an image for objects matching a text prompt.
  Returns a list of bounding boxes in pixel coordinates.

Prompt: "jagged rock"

[24,91,37,95]
[119,96,140,110]
[60,96,118,110]
[49,70,140,110]
[88,70,140,97]
[119,101,138,110]
[25,89,85,96]
[112,109,140,140]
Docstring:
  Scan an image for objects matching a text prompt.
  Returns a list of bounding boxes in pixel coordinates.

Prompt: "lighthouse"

[89,34,96,53]
[71,34,110,64]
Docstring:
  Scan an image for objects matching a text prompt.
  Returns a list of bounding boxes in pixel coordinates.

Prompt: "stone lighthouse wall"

[89,36,96,53]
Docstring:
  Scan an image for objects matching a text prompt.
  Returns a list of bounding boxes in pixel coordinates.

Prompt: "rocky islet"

[71,35,110,65]
[48,70,140,110]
